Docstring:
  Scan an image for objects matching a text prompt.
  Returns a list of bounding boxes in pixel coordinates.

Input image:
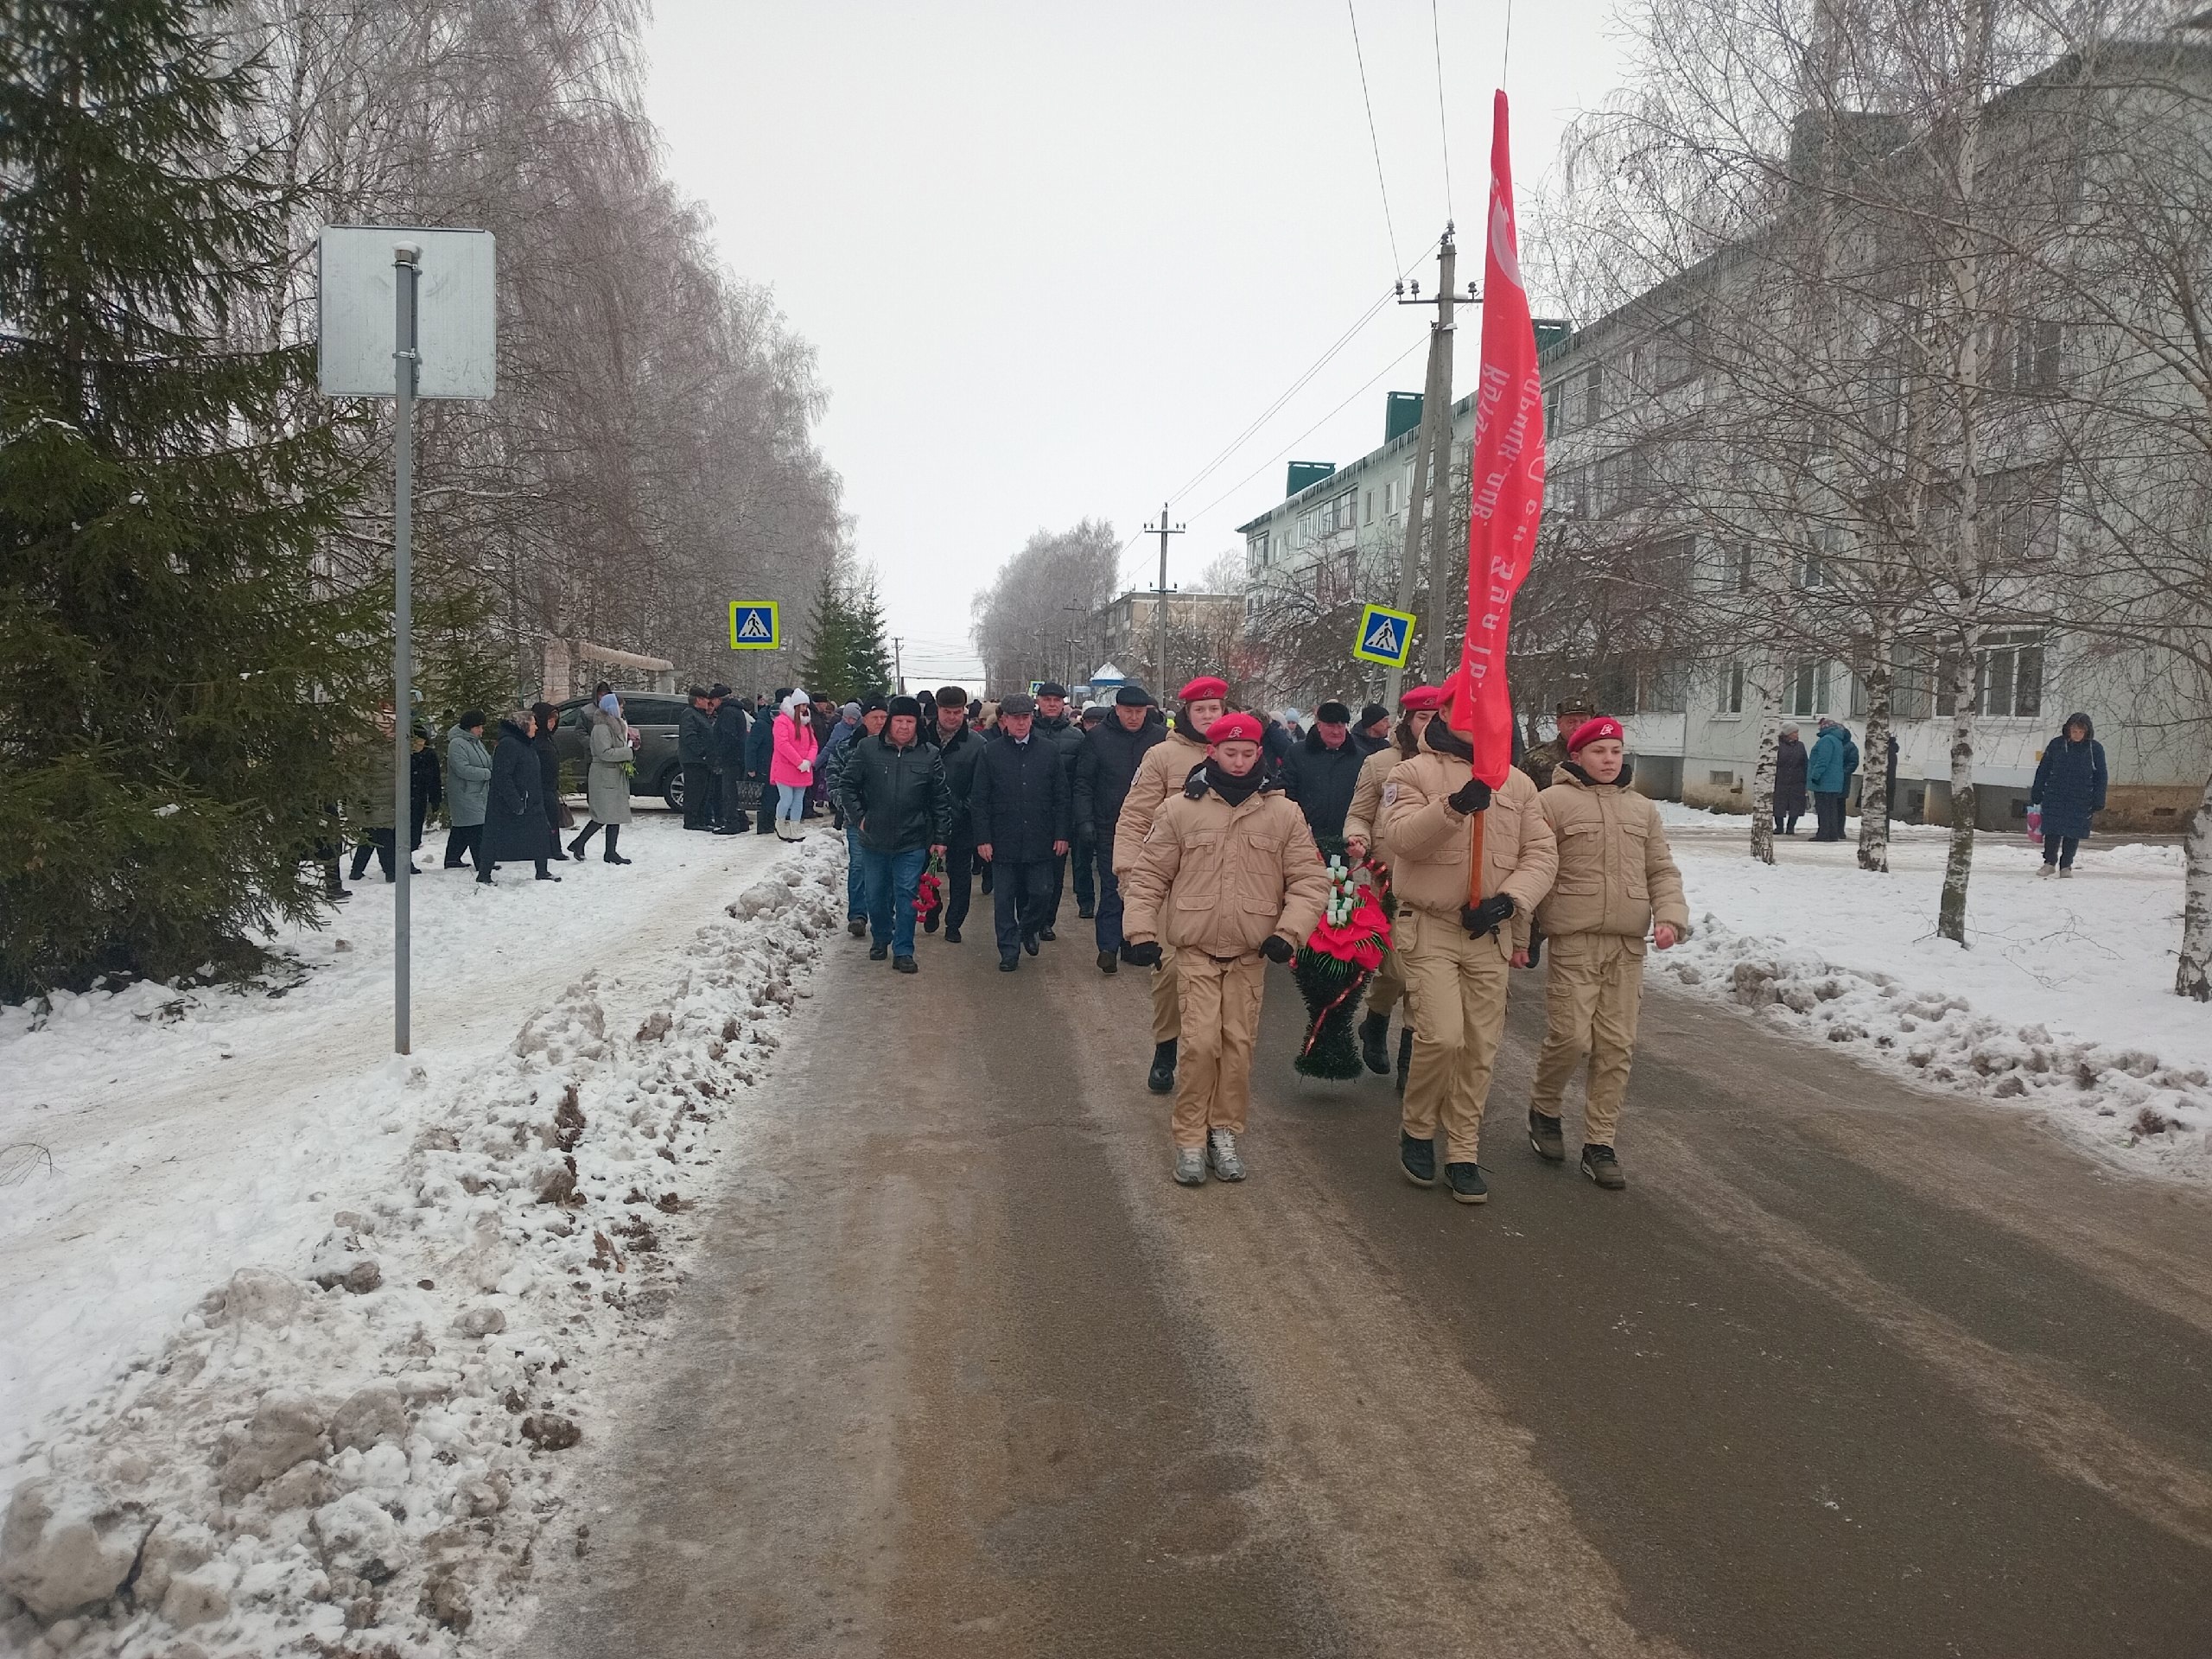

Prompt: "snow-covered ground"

[0,814,845,1655]
[1653,805,2212,1178]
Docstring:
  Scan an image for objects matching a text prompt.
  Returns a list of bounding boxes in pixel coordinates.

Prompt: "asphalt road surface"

[522,905,2212,1658]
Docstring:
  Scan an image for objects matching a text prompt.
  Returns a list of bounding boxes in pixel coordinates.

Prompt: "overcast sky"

[645,0,1630,688]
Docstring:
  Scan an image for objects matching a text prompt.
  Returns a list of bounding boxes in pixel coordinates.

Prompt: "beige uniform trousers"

[1397,908,1512,1165]
[1172,950,1266,1147]
[1152,943,1180,1044]
[1529,932,1645,1147]
[1366,941,1406,1018]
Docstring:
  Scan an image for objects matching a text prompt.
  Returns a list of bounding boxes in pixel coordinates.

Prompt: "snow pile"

[0,836,842,1656]
[1649,810,2212,1176]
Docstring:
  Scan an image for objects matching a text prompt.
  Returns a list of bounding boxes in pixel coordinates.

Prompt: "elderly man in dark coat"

[480,709,556,884]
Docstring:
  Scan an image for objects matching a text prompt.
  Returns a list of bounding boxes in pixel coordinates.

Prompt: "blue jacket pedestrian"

[2031,713,2107,841]
[1808,722,1859,794]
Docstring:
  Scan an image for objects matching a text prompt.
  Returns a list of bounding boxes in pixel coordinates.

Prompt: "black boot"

[569,825,595,859]
[1359,1013,1391,1075]
[534,858,562,882]
[603,825,630,865]
[1147,1039,1178,1096]
[1395,1028,1414,1096]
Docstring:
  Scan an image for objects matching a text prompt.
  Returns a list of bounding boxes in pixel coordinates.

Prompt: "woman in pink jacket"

[769,688,819,840]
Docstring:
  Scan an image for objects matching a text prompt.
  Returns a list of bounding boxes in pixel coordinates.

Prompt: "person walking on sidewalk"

[823,697,887,936]
[1808,717,1859,841]
[713,684,752,834]
[1773,723,1809,836]
[568,690,635,864]
[443,711,493,870]
[770,688,819,841]
[531,702,570,861]
[838,695,950,973]
[1280,699,1367,844]
[969,693,1072,971]
[1343,684,1444,1087]
[1529,717,1689,1191]
[1121,712,1330,1187]
[1112,675,1226,1096]
[928,687,984,943]
[1076,684,1164,974]
[1381,711,1557,1205]
[408,721,441,861]
[1030,682,1087,934]
[2031,712,2107,877]
[480,708,557,883]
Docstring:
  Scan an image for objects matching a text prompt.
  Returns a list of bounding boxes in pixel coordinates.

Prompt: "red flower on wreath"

[913,868,944,920]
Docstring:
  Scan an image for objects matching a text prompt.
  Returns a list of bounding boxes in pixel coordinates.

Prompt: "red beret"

[1400,685,1446,712]
[1179,676,1230,702]
[1566,715,1624,752]
[1207,711,1265,746]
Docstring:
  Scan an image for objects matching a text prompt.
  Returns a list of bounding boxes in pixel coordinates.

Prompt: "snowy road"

[524,906,2212,1657]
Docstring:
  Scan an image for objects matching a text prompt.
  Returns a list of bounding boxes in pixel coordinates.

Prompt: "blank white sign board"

[317,226,496,399]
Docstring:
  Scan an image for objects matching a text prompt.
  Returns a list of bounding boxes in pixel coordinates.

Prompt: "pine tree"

[0,0,382,998]
[845,577,893,696]
[799,571,856,702]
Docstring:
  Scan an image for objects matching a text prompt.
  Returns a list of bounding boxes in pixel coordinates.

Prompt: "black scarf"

[1185,759,1268,807]
[1562,760,1637,790]
[1422,719,1474,760]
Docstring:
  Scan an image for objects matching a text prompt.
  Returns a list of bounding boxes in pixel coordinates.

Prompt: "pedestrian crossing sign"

[1352,603,1415,669]
[728,602,779,650]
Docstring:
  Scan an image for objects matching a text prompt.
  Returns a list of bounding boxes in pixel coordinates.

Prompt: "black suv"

[551,694,690,810]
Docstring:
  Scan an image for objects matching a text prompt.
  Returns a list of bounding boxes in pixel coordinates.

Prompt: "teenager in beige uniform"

[1529,716,1689,1190]
[1111,675,1227,1096]
[1380,715,1557,1205]
[1122,713,1329,1186]
[1343,684,1446,1089]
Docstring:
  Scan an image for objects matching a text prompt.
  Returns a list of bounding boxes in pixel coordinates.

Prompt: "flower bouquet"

[913,852,945,931]
[1294,849,1393,1079]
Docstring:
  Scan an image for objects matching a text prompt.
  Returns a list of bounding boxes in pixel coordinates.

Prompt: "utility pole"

[1143,502,1185,694]
[892,635,904,695]
[1388,226,1476,700]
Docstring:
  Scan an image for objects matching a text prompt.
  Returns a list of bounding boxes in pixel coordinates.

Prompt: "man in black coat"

[1074,684,1164,971]
[839,695,950,972]
[1280,699,1367,843]
[712,685,751,834]
[677,685,717,832]
[480,709,554,884]
[1029,681,1088,932]
[970,693,1072,971]
[1354,702,1394,756]
[927,686,984,943]
[1773,723,1809,835]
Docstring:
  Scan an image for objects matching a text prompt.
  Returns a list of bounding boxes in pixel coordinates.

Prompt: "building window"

[1990,320,2063,394]
[1382,480,1395,516]
[1985,463,2060,563]
[1717,664,1745,715]
[1582,364,1604,425]
[1365,489,1374,524]
[1933,632,2044,718]
[1544,380,1565,441]
[1784,658,1830,717]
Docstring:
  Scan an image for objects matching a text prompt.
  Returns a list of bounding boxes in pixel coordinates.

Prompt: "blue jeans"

[776,783,807,822]
[1094,861,1125,953]
[861,844,928,957]
[844,823,866,919]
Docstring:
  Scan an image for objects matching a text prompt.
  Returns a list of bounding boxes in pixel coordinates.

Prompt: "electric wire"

[1345,0,1402,274]
[1430,0,1454,218]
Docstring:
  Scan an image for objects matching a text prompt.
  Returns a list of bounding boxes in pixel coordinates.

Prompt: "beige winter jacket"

[1379,753,1557,957]
[1111,726,1209,876]
[1122,781,1330,960]
[1342,744,1413,851]
[1535,771,1691,948]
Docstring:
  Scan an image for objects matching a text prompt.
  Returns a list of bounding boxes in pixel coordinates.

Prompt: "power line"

[1430,0,1455,218]
[1345,0,1401,273]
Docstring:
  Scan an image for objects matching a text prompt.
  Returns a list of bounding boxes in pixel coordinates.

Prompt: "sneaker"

[1580,1144,1627,1190]
[999,955,1019,972]
[1021,934,1039,957]
[1446,1162,1489,1205]
[1399,1131,1437,1187]
[1358,1013,1391,1075]
[2059,867,2075,879]
[1173,1147,1207,1186]
[1395,1028,1414,1096]
[945,926,963,944]
[924,915,939,933]
[868,944,888,962]
[1039,926,1057,943]
[1206,1128,1246,1182]
[1096,950,1119,975]
[892,955,918,974]
[1078,903,1096,919]
[847,918,867,938]
[1147,1040,1178,1095]
[2037,863,2055,878]
[1528,1110,1566,1163]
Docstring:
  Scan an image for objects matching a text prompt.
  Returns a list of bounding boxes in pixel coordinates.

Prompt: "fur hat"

[887,695,922,720]
[1315,700,1352,726]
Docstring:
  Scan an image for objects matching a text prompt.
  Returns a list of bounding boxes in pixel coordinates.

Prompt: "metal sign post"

[319,226,497,1056]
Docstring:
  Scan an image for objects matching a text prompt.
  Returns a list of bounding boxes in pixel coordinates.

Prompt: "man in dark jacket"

[746,688,788,836]
[480,709,555,884]
[928,686,984,943]
[2031,712,2107,876]
[971,693,1073,971]
[1355,702,1394,756]
[839,695,950,972]
[1030,681,1088,932]
[1773,723,1809,835]
[677,686,717,832]
[1076,685,1165,971]
[710,683,749,833]
[1280,700,1367,843]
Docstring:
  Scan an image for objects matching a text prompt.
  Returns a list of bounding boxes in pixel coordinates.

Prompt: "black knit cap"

[887,694,922,719]
[1360,702,1390,729]
[860,694,888,714]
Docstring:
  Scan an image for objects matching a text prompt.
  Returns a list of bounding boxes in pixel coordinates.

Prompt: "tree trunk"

[1747,649,1782,865]
[1937,643,1979,944]
[2178,766,2212,1000]
[1857,652,1895,874]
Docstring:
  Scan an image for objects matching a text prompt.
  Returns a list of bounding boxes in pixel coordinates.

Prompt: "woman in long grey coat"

[568,691,636,864]
[443,711,493,868]
[479,710,556,883]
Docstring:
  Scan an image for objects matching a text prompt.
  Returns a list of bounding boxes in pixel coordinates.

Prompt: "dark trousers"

[1812,792,1847,840]
[754,773,777,833]
[1094,862,1125,953]
[1071,833,1097,912]
[349,829,396,880]
[444,823,483,868]
[683,764,715,829]
[944,841,976,934]
[410,798,429,852]
[1045,850,1069,926]
[720,769,750,831]
[1772,809,1802,836]
[991,857,1057,957]
[2043,834,2081,868]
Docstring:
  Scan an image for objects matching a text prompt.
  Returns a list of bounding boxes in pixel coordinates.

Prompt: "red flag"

[1446,91,1545,788]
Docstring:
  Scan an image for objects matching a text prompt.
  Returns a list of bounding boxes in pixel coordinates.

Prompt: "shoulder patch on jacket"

[1382,782,1400,805]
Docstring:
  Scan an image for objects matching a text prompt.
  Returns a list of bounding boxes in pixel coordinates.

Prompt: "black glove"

[1122,940,1162,969]
[1463,893,1516,938]
[1261,934,1294,963]
[1446,776,1494,815]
